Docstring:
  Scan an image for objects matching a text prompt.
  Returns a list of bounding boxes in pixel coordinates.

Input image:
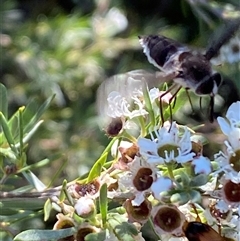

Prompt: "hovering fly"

[138,18,240,123]
[97,18,240,127]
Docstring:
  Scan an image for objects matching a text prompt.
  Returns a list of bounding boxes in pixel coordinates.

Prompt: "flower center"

[106,117,123,137]
[157,144,179,158]
[75,180,100,197]
[76,227,96,241]
[223,180,240,203]
[124,199,151,222]
[229,149,240,172]
[154,206,182,232]
[133,167,153,191]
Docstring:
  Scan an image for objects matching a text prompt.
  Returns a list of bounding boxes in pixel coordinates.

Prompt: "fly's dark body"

[139,35,222,95]
[139,35,222,122]
[138,18,240,122]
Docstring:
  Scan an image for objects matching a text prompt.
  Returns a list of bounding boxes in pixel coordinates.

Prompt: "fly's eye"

[196,79,214,95]
[177,71,184,78]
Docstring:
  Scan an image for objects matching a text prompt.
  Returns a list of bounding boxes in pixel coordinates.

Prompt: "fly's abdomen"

[139,35,184,69]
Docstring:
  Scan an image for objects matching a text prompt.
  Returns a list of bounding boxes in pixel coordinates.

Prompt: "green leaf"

[0,198,46,210]
[62,179,74,205]
[87,152,108,182]
[19,155,61,172]
[0,210,35,222]
[23,95,55,135]
[19,120,44,145]
[44,199,52,221]
[0,147,17,160]
[99,183,108,226]
[178,170,190,187]
[189,190,202,203]
[0,207,20,216]
[142,82,155,127]
[170,192,189,205]
[2,111,18,145]
[47,158,68,188]
[0,83,8,119]
[189,174,208,187]
[18,107,25,154]
[85,231,106,241]
[14,227,76,241]
[108,213,138,241]
[22,171,46,191]
[0,112,17,153]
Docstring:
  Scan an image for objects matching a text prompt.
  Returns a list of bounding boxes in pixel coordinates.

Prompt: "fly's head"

[176,52,222,96]
[176,52,222,122]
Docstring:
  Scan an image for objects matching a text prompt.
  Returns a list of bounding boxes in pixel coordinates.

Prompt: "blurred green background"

[0,0,239,238]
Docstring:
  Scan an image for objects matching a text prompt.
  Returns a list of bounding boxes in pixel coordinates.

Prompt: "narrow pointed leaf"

[23,95,55,134]
[44,198,52,221]
[14,227,76,241]
[142,81,155,127]
[99,183,108,226]
[87,152,108,182]
[22,171,46,191]
[0,83,8,118]
[0,112,17,153]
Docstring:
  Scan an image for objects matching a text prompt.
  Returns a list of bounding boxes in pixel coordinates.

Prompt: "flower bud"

[75,196,96,219]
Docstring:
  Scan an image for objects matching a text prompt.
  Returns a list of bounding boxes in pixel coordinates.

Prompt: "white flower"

[149,87,172,104]
[214,142,240,182]
[217,101,240,131]
[138,122,195,164]
[118,156,157,206]
[106,91,148,119]
[192,156,212,175]
[212,176,240,216]
[215,199,230,213]
[151,176,173,201]
[149,88,173,116]
[214,101,240,181]
[226,215,240,240]
[111,140,133,158]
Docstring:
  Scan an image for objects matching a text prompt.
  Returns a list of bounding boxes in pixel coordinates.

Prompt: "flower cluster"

[213,101,240,216]
[50,77,240,241]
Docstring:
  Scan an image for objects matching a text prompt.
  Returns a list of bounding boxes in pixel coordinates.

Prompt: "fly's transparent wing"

[96,69,163,118]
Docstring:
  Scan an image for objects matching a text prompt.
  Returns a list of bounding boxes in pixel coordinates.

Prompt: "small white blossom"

[138,122,195,164]
[214,101,240,182]
[217,101,240,131]
[118,156,157,206]
[149,87,172,104]
[212,176,240,216]
[106,91,148,119]
[192,156,212,175]
[151,176,173,200]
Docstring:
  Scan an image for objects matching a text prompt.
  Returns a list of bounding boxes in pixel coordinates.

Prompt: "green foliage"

[0,84,58,238]
[0,0,239,240]
[13,227,76,241]
[99,183,108,226]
